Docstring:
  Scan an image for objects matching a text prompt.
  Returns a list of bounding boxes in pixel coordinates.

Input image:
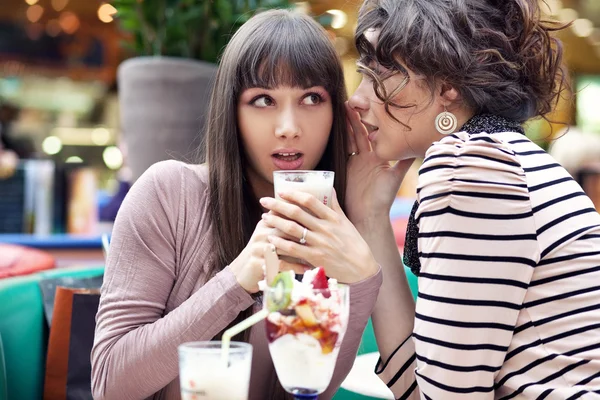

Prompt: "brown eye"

[253,96,274,107]
[302,93,323,105]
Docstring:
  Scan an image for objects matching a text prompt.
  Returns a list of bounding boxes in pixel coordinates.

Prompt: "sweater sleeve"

[376,133,540,399]
[91,161,255,400]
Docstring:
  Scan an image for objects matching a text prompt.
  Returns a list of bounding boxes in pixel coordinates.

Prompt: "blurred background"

[0,0,599,237]
[0,3,599,399]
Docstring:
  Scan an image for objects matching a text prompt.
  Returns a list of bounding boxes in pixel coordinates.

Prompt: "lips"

[272,150,304,170]
[362,120,379,141]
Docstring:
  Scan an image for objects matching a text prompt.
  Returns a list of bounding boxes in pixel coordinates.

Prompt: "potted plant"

[112,0,291,180]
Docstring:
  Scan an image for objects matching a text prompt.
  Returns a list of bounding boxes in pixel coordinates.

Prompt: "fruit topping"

[311,267,330,298]
[295,303,318,327]
[267,272,293,312]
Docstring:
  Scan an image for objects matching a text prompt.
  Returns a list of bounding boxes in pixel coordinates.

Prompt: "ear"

[439,83,461,104]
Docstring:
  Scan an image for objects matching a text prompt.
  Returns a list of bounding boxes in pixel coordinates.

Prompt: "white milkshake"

[178,341,252,400]
[273,171,335,208]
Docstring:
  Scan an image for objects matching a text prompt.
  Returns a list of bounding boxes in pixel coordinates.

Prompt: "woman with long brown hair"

[91,9,382,400]
[262,0,600,398]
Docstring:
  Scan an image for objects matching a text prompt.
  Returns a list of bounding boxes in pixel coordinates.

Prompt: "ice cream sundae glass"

[263,267,349,399]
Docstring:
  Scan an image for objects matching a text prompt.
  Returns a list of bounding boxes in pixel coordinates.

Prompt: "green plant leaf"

[115,0,293,60]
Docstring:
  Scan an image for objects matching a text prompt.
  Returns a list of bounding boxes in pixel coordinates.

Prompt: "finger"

[268,235,311,262]
[262,213,311,245]
[264,244,279,285]
[346,114,358,155]
[263,192,333,221]
[345,102,371,155]
[331,188,343,214]
[259,196,321,226]
[261,223,298,243]
[279,259,312,275]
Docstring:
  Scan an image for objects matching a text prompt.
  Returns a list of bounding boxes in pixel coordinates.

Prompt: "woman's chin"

[372,145,402,162]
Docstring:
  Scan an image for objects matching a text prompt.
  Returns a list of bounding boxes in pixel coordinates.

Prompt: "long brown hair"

[355,0,568,125]
[202,9,348,396]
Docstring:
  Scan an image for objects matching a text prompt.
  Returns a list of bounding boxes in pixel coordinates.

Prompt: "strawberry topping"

[311,267,330,298]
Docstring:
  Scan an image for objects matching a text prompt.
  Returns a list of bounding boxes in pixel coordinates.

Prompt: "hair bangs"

[237,14,339,93]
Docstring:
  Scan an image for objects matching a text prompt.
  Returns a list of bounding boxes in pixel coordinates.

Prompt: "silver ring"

[348,152,358,157]
[299,227,308,245]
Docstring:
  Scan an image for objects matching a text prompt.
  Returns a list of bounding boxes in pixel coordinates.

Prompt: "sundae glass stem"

[293,394,318,400]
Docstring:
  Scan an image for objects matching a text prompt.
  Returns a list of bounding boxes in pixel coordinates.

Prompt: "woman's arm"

[354,217,419,399]
[91,161,255,400]
[344,103,420,398]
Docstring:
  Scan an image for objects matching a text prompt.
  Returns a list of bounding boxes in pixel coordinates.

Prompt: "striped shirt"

[378,131,600,399]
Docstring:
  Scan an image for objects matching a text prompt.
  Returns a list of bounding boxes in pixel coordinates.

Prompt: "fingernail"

[267,236,275,243]
[277,192,288,198]
[260,198,269,206]
[261,213,268,219]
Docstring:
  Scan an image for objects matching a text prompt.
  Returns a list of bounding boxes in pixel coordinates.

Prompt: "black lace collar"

[403,114,524,277]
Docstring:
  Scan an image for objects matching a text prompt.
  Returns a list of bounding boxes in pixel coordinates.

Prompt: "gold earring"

[435,106,458,135]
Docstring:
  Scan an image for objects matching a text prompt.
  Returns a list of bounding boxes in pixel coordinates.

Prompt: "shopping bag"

[43,287,100,400]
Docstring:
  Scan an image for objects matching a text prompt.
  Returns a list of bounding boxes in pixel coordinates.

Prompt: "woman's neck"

[245,166,274,202]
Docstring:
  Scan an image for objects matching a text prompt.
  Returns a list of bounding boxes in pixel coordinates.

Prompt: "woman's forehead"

[244,60,328,90]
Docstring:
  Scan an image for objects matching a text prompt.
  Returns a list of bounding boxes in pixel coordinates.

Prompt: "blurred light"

[25,23,44,40]
[65,156,83,163]
[51,0,68,11]
[25,0,39,5]
[103,146,123,170]
[42,136,63,155]
[294,2,310,14]
[91,127,111,146]
[572,18,594,38]
[46,19,61,37]
[590,28,600,45]
[327,9,347,29]
[2,62,25,76]
[97,3,117,23]
[542,0,563,16]
[26,5,44,23]
[59,11,80,34]
[558,8,578,23]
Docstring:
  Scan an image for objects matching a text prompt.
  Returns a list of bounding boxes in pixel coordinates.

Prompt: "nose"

[275,104,300,139]
[348,79,371,113]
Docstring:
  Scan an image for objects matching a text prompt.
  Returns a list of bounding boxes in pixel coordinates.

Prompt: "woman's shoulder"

[140,160,208,188]
[423,130,525,172]
[419,131,529,199]
[121,160,211,222]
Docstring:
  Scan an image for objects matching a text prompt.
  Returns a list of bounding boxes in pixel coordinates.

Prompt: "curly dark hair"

[355,0,568,124]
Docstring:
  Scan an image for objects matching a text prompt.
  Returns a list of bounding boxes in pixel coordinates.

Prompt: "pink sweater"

[91,160,383,400]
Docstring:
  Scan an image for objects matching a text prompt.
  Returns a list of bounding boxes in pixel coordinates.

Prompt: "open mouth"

[273,152,303,162]
[362,121,379,134]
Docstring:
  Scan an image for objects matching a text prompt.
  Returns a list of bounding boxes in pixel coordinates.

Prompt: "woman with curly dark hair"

[260,0,600,398]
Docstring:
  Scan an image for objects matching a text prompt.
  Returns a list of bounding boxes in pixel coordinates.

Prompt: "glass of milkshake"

[273,170,335,208]
[273,170,335,266]
[178,341,252,400]
[264,268,350,399]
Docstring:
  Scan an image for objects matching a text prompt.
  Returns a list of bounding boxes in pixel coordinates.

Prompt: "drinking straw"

[101,234,110,259]
[221,309,269,367]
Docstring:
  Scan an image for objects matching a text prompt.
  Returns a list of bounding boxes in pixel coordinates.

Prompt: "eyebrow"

[242,84,326,91]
